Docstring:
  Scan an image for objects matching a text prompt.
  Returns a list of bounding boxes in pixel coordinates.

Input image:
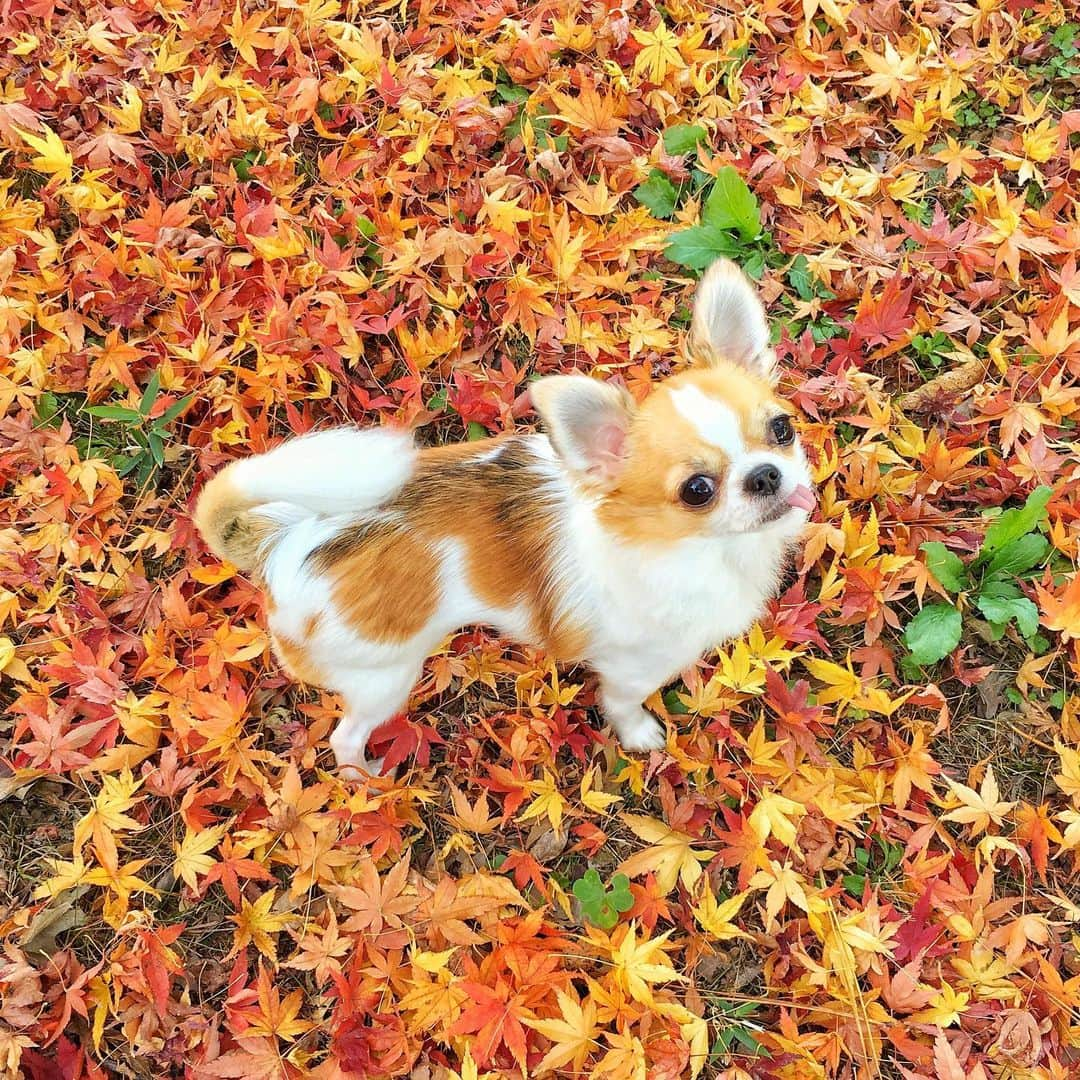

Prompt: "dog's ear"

[531,375,635,487]
[688,258,776,380]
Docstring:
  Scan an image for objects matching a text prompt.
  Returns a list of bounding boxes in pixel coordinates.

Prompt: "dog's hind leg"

[330,662,424,779]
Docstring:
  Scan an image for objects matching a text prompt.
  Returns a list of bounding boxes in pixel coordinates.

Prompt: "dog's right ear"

[688,258,776,381]
[531,375,635,487]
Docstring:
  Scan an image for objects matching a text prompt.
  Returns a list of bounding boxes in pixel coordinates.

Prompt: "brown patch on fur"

[307,437,585,659]
[273,632,326,684]
[329,526,440,643]
[597,362,797,546]
[401,439,584,659]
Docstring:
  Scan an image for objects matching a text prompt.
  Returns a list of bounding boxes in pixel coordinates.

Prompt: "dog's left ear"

[688,259,776,381]
[531,375,635,487]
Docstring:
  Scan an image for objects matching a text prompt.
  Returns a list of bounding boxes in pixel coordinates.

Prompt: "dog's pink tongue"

[786,484,816,512]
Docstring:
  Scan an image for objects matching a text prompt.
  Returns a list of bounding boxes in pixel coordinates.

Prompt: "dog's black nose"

[745,464,781,497]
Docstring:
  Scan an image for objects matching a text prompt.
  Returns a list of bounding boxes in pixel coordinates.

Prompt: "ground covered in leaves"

[2,0,1080,1077]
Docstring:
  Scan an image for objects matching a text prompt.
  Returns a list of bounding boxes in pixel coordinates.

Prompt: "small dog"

[194,259,815,775]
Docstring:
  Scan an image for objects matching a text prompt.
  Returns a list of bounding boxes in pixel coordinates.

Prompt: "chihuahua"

[194,259,815,775]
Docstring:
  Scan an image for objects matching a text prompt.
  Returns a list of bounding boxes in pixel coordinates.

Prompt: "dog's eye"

[770,415,795,445]
[679,474,717,508]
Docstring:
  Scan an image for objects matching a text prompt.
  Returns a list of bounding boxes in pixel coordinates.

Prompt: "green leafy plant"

[776,254,843,343]
[633,170,681,219]
[632,123,707,220]
[664,165,781,278]
[572,869,633,929]
[843,835,904,897]
[910,330,952,372]
[232,147,265,181]
[904,486,1053,667]
[83,371,192,489]
[633,126,779,277]
[1025,23,1080,84]
[952,91,1003,134]
[663,123,707,155]
[786,254,835,304]
[665,166,758,267]
[709,1000,770,1062]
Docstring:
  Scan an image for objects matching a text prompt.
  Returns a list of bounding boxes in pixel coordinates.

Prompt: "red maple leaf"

[851,276,915,347]
[367,714,445,772]
[447,978,534,1071]
[765,669,832,764]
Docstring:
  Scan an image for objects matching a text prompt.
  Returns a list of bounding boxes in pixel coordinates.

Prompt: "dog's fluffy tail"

[193,427,415,573]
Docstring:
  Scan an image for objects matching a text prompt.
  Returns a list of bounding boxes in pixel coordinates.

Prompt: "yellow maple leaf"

[692,883,749,941]
[606,922,686,1006]
[580,765,620,814]
[173,824,226,891]
[72,769,145,852]
[83,840,157,928]
[443,1045,499,1080]
[550,80,624,137]
[934,136,983,185]
[803,655,862,711]
[524,988,598,1075]
[411,946,457,974]
[951,945,1022,1004]
[1021,117,1058,165]
[545,210,587,284]
[17,124,74,181]
[910,983,970,1027]
[564,173,621,216]
[747,789,806,848]
[632,22,684,84]
[617,814,712,896]
[226,3,277,66]
[1058,808,1080,852]
[249,227,306,261]
[713,638,767,695]
[102,83,143,134]
[858,39,919,104]
[0,637,32,683]
[802,0,851,31]
[34,855,88,901]
[478,181,533,234]
[1054,740,1080,804]
[624,309,671,359]
[749,860,810,925]
[654,999,710,1078]
[230,889,293,962]
[593,1029,647,1080]
[942,766,1016,837]
[893,100,937,154]
[518,769,567,833]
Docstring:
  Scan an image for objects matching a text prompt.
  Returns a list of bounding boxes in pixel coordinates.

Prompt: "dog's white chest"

[566,524,787,683]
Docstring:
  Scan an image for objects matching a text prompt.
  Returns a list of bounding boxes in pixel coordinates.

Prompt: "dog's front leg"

[595,666,668,753]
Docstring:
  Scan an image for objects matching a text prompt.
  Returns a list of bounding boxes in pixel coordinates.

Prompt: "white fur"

[720,444,815,536]
[232,427,415,515]
[670,384,745,458]
[691,259,776,378]
[554,495,804,750]
[668,382,813,537]
[263,439,572,775]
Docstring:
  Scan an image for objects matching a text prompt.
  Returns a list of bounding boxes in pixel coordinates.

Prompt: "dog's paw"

[338,756,387,782]
[615,712,667,753]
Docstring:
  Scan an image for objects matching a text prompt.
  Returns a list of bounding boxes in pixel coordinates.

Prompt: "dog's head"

[532,259,815,544]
